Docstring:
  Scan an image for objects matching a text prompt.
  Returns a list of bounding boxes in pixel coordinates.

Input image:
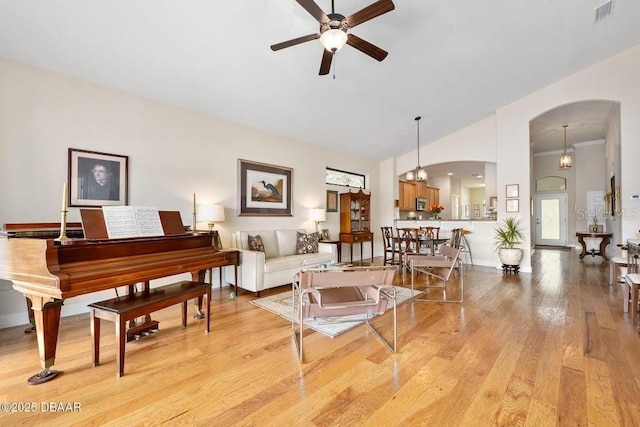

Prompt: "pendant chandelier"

[406,116,427,181]
[559,124,572,169]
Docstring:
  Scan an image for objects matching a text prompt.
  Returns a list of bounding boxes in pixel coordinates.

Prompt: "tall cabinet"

[339,189,374,263]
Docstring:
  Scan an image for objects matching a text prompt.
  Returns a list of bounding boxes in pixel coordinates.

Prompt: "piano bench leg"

[91,308,100,367]
[116,314,126,377]
[181,301,187,327]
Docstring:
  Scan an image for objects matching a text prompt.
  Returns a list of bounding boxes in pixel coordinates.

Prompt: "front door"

[534,194,568,246]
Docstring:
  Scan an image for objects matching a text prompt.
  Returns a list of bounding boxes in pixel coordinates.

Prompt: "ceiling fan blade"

[346,0,395,28]
[271,33,320,51]
[319,49,333,75]
[295,0,329,23]
[347,34,388,61]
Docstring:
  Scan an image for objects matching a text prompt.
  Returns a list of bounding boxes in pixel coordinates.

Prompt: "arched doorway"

[529,100,620,249]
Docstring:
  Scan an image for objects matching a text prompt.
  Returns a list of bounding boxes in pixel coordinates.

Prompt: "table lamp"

[197,203,225,230]
[309,208,326,233]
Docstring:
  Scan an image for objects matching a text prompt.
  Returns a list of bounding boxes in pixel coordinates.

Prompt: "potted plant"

[494,216,524,267]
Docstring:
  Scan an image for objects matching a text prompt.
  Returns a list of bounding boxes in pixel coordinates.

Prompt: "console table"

[576,232,613,261]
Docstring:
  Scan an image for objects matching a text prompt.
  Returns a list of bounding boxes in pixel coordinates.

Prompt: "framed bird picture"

[238,159,293,216]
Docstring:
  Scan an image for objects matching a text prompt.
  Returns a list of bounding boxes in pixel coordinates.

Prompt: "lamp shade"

[309,208,326,223]
[320,29,348,52]
[197,203,225,223]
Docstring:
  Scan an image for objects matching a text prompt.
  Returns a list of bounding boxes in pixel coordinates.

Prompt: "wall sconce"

[197,203,225,230]
[309,208,326,233]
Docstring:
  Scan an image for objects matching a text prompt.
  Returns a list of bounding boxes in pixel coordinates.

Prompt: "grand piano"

[0,218,238,384]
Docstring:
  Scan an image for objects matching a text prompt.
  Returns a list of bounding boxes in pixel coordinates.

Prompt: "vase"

[432,213,440,220]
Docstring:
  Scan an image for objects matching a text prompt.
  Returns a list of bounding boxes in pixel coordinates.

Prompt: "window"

[325,167,366,188]
[536,176,566,192]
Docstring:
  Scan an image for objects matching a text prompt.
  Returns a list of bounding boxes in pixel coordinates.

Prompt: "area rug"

[249,286,420,338]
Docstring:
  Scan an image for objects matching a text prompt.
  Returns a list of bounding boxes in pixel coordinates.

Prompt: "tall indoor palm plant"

[494,217,524,266]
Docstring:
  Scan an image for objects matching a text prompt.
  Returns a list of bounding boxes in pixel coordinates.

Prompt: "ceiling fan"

[271,0,395,75]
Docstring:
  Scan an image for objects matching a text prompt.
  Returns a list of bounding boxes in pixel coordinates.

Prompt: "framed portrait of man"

[68,148,129,207]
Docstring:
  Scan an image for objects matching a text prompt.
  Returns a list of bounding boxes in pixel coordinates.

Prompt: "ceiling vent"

[594,0,614,24]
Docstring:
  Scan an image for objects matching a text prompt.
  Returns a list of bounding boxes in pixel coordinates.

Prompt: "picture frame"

[506,184,519,198]
[326,190,339,213]
[506,199,519,213]
[321,229,331,240]
[238,159,292,216]
[68,148,128,207]
[211,230,223,250]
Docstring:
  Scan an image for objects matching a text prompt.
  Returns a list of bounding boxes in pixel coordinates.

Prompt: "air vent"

[594,0,613,24]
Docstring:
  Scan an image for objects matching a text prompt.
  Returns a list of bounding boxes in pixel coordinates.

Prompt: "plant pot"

[498,248,523,266]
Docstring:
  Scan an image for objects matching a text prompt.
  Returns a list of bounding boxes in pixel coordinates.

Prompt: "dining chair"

[381,226,401,266]
[407,244,464,303]
[292,266,397,362]
[397,228,420,269]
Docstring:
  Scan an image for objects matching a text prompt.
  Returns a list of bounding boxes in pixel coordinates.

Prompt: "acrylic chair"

[292,265,397,362]
[407,244,464,303]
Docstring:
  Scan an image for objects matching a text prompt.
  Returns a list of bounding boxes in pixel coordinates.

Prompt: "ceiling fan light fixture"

[559,124,572,169]
[320,29,348,52]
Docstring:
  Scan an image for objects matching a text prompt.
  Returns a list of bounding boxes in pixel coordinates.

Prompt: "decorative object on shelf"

[406,116,428,182]
[309,208,326,232]
[559,124,572,169]
[428,204,444,219]
[326,190,339,212]
[197,203,225,230]
[494,216,524,273]
[238,159,292,216]
[321,229,331,240]
[68,148,128,207]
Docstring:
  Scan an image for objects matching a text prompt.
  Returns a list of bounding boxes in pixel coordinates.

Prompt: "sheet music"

[133,207,164,236]
[102,206,164,238]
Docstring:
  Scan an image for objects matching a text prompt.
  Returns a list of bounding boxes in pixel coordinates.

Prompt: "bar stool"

[609,244,628,286]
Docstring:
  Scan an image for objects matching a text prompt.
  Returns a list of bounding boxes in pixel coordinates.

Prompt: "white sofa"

[225,229,337,296]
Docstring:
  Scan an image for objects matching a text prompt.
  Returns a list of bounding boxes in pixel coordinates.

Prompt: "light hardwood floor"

[1,249,639,426]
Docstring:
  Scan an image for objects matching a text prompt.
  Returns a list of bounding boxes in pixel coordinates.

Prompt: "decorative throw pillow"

[307,232,321,253]
[248,234,265,252]
[296,232,308,254]
[296,231,321,254]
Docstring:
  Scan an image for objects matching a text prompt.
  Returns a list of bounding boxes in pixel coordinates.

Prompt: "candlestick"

[192,193,197,232]
[62,182,67,211]
[56,182,69,241]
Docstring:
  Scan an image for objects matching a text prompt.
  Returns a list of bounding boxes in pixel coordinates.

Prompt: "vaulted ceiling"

[0,1,638,161]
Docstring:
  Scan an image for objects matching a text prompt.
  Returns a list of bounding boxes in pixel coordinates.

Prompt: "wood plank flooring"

[1,249,639,426]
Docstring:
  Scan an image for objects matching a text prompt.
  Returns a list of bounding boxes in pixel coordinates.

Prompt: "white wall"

[0,58,380,327]
[387,44,640,273]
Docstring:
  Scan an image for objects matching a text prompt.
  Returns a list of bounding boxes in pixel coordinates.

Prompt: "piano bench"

[88,280,211,377]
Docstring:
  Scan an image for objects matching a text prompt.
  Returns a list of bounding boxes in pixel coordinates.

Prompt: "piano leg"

[24,297,36,333]
[25,294,63,385]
